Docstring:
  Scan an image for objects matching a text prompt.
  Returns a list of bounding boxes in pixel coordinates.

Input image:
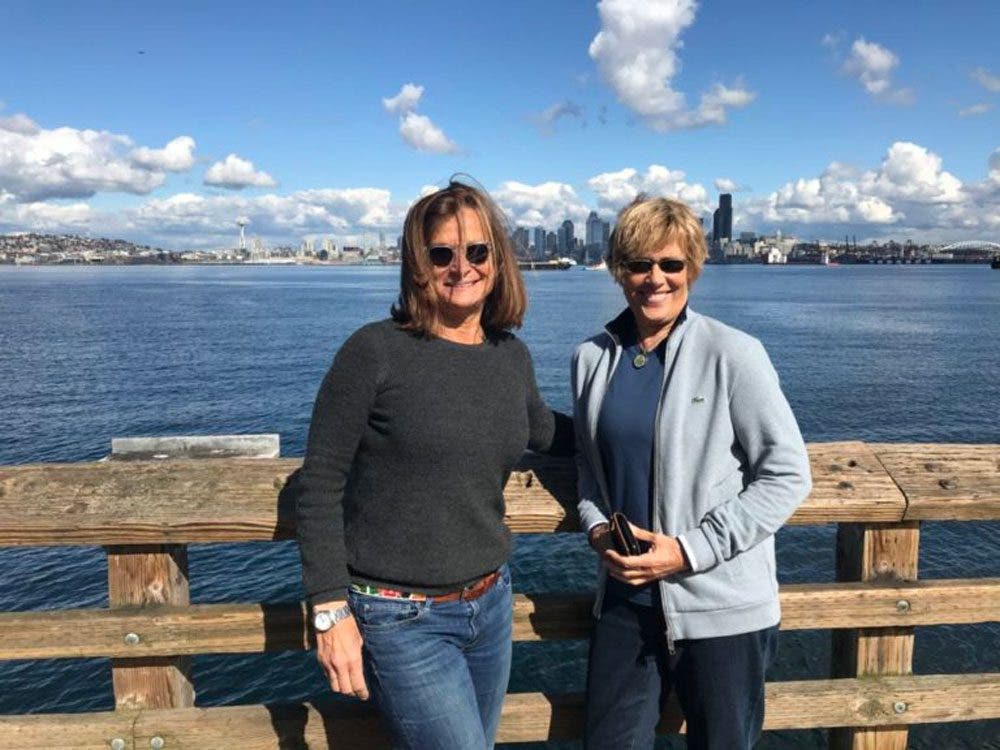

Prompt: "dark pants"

[585,594,778,750]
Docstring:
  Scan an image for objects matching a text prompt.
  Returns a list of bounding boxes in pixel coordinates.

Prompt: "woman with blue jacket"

[573,195,812,749]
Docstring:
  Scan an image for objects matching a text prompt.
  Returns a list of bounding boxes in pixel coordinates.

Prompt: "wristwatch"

[313,604,352,633]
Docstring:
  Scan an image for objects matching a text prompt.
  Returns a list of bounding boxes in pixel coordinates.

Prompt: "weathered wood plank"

[831,522,920,750]
[107,545,195,711]
[1,674,995,748]
[872,443,1000,521]
[0,710,138,750]
[0,442,920,546]
[1,580,996,660]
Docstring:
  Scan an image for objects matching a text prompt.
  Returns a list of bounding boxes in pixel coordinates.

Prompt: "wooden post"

[831,521,920,750]
[104,434,279,710]
[107,544,194,710]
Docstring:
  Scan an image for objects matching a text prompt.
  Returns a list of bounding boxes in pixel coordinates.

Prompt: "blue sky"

[1,0,998,248]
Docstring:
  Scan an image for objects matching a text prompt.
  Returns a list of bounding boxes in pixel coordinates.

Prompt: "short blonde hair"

[607,195,708,284]
[391,179,527,334]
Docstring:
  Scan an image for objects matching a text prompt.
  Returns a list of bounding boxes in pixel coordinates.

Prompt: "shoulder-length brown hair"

[391,179,527,335]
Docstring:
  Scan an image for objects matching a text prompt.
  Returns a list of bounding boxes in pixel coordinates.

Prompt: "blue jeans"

[347,565,513,749]
[585,593,779,750]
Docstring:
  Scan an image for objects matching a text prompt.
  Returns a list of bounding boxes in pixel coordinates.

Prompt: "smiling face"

[428,206,495,328]
[620,239,690,338]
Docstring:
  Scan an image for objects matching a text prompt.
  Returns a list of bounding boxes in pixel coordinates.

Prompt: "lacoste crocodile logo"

[692,396,706,404]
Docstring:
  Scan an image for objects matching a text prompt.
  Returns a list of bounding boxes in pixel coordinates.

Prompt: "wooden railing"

[0,440,997,749]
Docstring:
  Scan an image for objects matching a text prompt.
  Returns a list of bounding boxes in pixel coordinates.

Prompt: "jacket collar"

[603,304,691,347]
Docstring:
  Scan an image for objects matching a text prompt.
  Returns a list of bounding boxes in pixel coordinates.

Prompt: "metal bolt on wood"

[110,739,125,750]
[893,700,908,714]
[896,599,911,613]
[150,737,165,749]
[124,632,140,645]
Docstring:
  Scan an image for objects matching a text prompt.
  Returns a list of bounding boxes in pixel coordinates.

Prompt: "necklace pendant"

[632,352,647,369]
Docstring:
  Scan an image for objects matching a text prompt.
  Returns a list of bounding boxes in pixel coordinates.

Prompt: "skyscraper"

[718,193,733,241]
[559,219,575,257]
[533,227,546,260]
[511,227,530,258]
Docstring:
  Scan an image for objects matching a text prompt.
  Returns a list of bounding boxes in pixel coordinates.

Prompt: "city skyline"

[1,1,998,250]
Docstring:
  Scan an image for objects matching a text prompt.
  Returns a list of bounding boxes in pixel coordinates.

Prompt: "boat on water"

[992,256,1000,269]
[517,258,575,271]
[585,260,607,271]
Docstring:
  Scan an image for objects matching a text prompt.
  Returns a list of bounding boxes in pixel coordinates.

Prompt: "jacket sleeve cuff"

[586,519,609,534]
[677,529,718,573]
[578,501,609,533]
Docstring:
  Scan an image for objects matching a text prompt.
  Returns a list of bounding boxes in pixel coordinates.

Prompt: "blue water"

[1,265,998,748]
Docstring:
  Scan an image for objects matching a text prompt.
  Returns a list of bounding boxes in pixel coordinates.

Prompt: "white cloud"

[18,185,407,249]
[532,100,585,134]
[382,84,460,154]
[382,83,424,115]
[493,181,590,228]
[860,142,963,204]
[588,0,754,131]
[959,103,993,117]
[714,177,744,192]
[0,199,93,233]
[588,165,711,215]
[130,136,196,172]
[989,149,1000,182]
[842,38,915,104]
[203,154,277,189]
[398,113,460,154]
[971,67,1000,93]
[0,112,40,135]
[0,119,171,200]
[856,197,898,224]
[740,142,999,239]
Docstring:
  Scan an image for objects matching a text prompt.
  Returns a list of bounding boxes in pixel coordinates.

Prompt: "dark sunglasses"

[621,258,686,275]
[428,243,491,267]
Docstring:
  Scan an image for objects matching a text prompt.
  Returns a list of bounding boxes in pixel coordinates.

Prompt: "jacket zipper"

[651,349,676,655]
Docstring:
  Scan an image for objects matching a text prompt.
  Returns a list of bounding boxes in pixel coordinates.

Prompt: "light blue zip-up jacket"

[573,307,812,644]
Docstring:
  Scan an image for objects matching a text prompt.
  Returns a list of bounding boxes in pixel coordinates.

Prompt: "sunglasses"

[428,243,491,268]
[621,258,686,275]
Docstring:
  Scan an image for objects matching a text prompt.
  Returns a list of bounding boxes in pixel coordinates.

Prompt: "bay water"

[1,264,997,748]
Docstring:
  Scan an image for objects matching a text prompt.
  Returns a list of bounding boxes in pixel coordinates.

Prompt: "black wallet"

[608,512,645,556]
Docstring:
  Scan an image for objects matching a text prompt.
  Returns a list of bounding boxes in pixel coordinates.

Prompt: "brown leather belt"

[430,570,502,602]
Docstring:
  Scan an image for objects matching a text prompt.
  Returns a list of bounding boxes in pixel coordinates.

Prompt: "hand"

[588,522,612,553]
[315,606,369,700]
[602,525,688,586]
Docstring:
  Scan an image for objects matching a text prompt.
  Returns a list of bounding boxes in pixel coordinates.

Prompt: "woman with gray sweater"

[295,180,571,749]
[573,195,812,749]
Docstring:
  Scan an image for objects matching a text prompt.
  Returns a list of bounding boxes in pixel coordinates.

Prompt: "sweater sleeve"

[572,346,609,531]
[677,339,812,572]
[523,342,574,457]
[295,325,383,604]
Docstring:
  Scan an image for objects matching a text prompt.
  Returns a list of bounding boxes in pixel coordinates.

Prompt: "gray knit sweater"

[295,319,572,604]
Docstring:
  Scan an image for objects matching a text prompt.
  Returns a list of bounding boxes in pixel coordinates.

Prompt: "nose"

[449,247,470,275]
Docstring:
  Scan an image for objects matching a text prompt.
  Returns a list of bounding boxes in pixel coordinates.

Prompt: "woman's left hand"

[603,525,688,585]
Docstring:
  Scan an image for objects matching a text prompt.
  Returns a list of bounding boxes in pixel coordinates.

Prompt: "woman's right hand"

[315,606,369,700]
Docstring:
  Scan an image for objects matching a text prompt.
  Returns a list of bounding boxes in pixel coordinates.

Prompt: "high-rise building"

[585,211,602,246]
[584,211,611,265]
[511,227,530,258]
[558,220,575,257]
[545,232,557,257]
[533,227,546,260]
[717,193,733,241]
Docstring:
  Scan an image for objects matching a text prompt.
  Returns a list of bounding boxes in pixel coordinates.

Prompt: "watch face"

[313,610,333,632]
